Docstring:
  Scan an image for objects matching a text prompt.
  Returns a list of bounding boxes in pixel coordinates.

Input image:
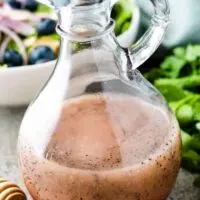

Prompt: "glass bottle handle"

[130,0,170,69]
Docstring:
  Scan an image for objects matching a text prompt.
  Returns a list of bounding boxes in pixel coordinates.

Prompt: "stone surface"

[0,107,200,199]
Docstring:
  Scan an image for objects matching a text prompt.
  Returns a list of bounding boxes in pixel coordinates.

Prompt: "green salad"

[145,44,200,187]
[0,0,133,68]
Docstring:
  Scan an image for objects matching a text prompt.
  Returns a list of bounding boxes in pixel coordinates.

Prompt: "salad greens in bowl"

[0,0,139,105]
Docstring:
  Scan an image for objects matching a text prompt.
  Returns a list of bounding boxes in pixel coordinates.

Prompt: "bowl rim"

[1,2,139,72]
[0,60,56,72]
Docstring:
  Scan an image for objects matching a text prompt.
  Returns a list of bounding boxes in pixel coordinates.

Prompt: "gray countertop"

[0,107,200,200]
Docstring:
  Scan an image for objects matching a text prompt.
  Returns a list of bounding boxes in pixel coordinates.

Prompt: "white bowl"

[0,5,140,106]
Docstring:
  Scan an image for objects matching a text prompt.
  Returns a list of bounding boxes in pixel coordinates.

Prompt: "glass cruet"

[18,0,181,200]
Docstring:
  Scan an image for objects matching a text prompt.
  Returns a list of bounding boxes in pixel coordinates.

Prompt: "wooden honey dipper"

[0,178,26,200]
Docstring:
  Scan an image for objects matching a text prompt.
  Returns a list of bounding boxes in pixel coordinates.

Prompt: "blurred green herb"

[7,40,19,51]
[0,64,8,69]
[145,44,200,187]
[36,3,51,13]
[111,0,133,36]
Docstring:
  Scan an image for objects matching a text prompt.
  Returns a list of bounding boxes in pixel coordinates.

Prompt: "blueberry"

[6,0,21,9]
[37,18,56,36]
[35,58,51,64]
[29,46,55,65]
[3,49,23,67]
[22,0,38,12]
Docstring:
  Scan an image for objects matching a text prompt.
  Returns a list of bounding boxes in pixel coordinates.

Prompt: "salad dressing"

[20,93,181,200]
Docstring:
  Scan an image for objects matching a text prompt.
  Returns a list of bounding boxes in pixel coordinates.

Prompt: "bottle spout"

[54,0,111,37]
[37,0,112,37]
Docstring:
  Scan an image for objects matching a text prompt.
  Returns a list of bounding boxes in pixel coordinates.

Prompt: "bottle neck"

[57,0,111,38]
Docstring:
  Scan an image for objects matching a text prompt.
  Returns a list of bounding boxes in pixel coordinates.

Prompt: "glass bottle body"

[19,30,181,200]
[18,0,181,199]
